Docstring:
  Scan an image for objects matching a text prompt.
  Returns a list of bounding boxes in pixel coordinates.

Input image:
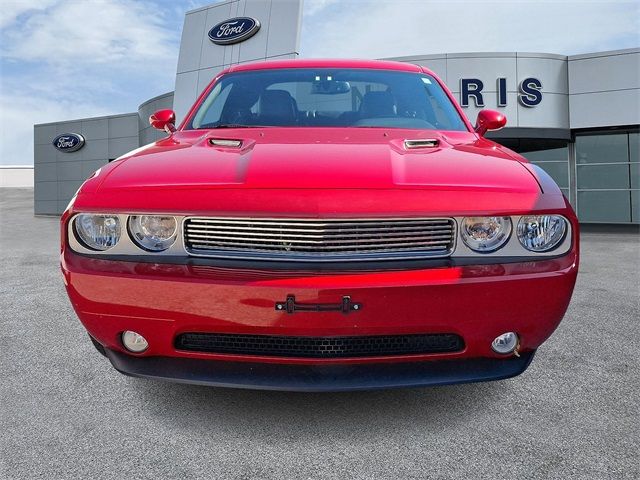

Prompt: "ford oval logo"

[208,17,260,45]
[52,133,85,153]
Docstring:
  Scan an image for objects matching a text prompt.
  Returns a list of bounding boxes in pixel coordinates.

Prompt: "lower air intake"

[175,333,464,358]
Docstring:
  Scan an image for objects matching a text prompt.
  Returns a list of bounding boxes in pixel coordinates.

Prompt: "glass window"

[196,82,233,127]
[629,133,639,163]
[630,162,639,190]
[575,134,628,164]
[577,191,631,222]
[577,164,630,189]
[523,147,567,163]
[188,69,468,131]
[575,132,637,223]
[630,133,639,190]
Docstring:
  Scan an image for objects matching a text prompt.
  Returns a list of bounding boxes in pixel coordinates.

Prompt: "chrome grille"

[184,217,455,261]
[183,217,456,261]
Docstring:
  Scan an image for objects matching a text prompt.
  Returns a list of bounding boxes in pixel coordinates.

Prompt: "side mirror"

[149,109,176,134]
[474,110,506,136]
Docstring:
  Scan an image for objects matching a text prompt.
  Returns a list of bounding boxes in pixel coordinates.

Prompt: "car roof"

[226,58,434,76]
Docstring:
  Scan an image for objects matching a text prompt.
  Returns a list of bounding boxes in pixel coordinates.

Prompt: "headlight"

[73,214,121,251]
[460,216,512,252]
[128,215,178,251]
[517,215,567,252]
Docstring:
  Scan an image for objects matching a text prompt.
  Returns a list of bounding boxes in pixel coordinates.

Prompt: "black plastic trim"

[486,127,571,140]
[104,349,535,392]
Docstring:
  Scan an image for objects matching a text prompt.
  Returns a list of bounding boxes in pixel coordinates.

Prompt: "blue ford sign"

[52,133,85,153]
[208,17,260,45]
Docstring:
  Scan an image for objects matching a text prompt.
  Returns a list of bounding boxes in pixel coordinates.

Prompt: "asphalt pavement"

[1,188,638,479]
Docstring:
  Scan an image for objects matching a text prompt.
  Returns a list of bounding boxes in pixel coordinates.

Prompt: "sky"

[0,0,638,166]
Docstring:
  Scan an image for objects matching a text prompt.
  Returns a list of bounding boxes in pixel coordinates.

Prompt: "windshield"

[188,68,467,131]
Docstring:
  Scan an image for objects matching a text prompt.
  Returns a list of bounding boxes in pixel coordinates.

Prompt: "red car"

[61,59,578,391]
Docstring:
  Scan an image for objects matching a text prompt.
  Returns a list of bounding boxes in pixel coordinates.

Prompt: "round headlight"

[74,214,121,251]
[460,217,512,252]
[128,215,177,251]
[517,215,567,252]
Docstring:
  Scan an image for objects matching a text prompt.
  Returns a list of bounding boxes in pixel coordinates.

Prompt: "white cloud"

[0,0,57,29]
[0,0,182,166]
[301,0,640,58]
[2,0,176,67]
[304,0,343,16]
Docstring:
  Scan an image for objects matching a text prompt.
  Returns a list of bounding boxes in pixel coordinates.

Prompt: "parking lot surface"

[1,188,638,479]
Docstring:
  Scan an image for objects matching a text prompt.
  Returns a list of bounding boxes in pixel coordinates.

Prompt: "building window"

[575,132,639,223]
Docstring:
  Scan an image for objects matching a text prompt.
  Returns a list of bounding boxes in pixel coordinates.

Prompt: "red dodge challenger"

[60,59,579,391]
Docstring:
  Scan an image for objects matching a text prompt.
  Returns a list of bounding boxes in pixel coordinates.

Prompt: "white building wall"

[568,48,640,129]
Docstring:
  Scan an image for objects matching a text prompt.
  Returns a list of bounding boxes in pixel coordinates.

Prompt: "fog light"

[122,331,148,353]
[491,332,519,354]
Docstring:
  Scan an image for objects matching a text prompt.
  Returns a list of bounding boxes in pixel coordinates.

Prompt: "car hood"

[98,128,539,194]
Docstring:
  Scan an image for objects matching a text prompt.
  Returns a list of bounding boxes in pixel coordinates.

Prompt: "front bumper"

[62,248,577,390]
[106,347,535,392]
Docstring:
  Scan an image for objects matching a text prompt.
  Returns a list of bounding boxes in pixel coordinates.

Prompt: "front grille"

[183,217,456,261]
[174,333,464,358]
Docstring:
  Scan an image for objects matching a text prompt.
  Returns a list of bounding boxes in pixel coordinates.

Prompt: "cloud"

[304,0,343,16]
[0,0,183,166]
[0,0,57,29]
[301,0,640,58]
[2,0,177,68]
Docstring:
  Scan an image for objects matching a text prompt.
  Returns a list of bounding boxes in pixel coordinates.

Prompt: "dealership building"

[34,0,639,224]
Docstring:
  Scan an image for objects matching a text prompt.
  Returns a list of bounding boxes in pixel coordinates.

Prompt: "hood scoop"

[209,138,243,148]
[404,138,439,149]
